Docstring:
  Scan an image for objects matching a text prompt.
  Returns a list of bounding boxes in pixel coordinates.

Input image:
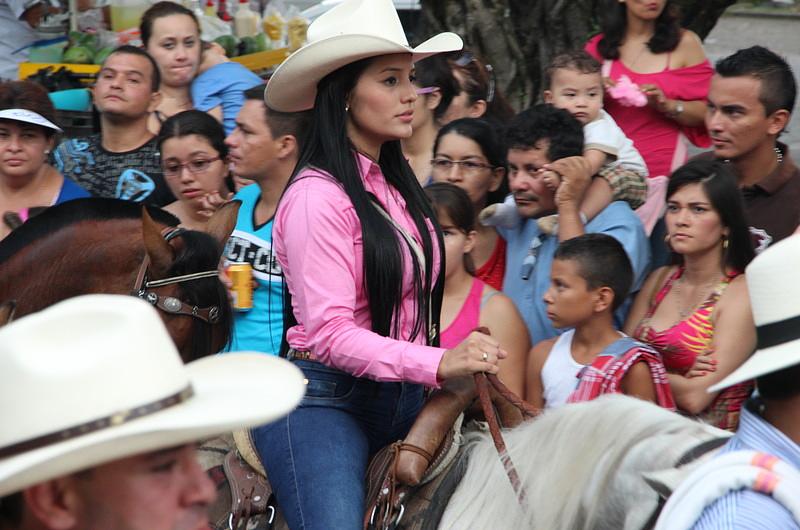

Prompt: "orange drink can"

[227,263,253,311]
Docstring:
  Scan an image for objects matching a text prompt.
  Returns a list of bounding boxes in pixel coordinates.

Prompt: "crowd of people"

[1,0,800,528]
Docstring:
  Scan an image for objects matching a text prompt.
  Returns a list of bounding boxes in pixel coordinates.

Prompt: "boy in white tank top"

[526,234,675,410]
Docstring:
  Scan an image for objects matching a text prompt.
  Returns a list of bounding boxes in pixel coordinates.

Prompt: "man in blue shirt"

[690,235,800,529]
[484,104,650,344]
[223,84,311,355]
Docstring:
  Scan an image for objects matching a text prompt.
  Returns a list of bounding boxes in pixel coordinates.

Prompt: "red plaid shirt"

[567,338,676,410]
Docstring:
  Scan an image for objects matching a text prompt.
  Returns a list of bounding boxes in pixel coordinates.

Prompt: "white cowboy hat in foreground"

[710,234,800,392]
[265,0,463,112]
[0,294,305,497]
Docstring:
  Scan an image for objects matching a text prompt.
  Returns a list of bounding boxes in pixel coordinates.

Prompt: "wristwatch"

[668,100,684,118]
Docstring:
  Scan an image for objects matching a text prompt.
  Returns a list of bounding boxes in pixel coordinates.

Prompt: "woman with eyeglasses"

[426,182,529,396]
[157,110,233,230]
[430,118,509,291]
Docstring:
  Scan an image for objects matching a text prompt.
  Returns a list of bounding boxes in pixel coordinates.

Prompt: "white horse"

[439,395,730,530]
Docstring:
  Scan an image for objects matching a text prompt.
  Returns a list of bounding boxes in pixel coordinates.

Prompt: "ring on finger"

[482,352,489,362]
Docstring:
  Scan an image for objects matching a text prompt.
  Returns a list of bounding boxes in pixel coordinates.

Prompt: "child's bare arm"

[582,148,609,176]
[525,338,556,408]
[580,177,615,222]
[620,361,657,403]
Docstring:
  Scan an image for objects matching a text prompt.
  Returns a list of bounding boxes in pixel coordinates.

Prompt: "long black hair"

[285,57,444,346]
[596,0,682,60]
[666,159,755,273]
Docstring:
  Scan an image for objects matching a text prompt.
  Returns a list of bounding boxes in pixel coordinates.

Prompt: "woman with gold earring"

[625,158,756,430]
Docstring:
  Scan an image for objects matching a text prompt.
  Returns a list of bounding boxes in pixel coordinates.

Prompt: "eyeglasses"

[430,158,494,175]
[520,234,546,281]
[415,86,439,96]
[162,157,221,177]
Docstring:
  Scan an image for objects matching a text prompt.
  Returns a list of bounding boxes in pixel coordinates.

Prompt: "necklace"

[674,273,722,320]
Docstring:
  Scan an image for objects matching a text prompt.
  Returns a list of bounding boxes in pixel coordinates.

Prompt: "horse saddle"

[363,371,539,530]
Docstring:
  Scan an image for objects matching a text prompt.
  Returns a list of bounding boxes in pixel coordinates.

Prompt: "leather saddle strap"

[223,450,272,529]
[472,326,538,508]
[475,372,528,507]
[485,372,539,419]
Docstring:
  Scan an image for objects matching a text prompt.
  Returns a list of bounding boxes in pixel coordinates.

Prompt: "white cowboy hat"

[0,294,305,497]
[0,108,62,132]
[710,234,800,392]
[265,0,463,112]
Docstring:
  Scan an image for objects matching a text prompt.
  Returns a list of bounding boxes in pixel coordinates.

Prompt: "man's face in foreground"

[52,444,215,530]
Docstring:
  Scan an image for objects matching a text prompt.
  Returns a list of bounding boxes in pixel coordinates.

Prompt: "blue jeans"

[251,359,424,530]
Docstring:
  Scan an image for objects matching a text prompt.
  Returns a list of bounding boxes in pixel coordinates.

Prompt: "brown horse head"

[137,201,240,361]
[0,198,240,363]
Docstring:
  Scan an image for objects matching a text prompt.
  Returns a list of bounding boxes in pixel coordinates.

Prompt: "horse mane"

[166,229,234,359]
[0,198,179,264]
[440,395,729,530]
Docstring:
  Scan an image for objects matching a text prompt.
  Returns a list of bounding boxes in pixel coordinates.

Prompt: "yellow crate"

[19,47,288,80]
[230,47,289,71]
[19,62,100,80]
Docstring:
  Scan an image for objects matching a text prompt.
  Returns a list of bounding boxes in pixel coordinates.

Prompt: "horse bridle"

[131,227,221,324]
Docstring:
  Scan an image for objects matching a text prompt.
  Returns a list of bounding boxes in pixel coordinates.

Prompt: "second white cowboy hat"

[710,234,800,392]
[265,0,463,112]
[0,108,62,132]
[0,294,305,497]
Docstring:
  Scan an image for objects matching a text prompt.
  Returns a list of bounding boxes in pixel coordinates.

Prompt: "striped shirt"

[692,398,800,529]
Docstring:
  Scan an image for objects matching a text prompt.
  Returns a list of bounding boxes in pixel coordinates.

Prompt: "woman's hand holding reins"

[437,331,507,380]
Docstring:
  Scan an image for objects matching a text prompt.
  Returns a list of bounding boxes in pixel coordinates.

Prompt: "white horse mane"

[439,395,729,530]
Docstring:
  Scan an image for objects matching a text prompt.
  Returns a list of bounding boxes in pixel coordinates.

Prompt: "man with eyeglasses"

[222,84,311,356]
[482,104,650,344]
[53,45,174,207]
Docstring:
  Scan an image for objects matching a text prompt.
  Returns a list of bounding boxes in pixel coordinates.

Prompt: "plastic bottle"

[233,0,259,39]
[189,0,203,17]
[203,0,216,17]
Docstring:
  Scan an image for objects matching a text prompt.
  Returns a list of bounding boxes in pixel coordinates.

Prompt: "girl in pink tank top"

[425,183,530,396]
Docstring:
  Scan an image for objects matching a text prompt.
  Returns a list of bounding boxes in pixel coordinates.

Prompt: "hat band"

[756,314,800,350]
[0,385,194,459]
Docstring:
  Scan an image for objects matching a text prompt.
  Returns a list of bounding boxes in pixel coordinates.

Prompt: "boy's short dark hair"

[104,45,161,92]
[505,103,584,161]
[244,85,312,150]
[544,50,602,90]
[715,46,797,116]
[554,233,633,311]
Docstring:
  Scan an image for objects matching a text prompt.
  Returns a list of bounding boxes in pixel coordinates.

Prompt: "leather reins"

[131,227,221,324]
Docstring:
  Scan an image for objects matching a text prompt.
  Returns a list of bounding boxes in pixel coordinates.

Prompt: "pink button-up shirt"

[274,152,445,387]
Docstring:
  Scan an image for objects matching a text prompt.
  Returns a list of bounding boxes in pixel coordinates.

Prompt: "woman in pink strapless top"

[586,0,713,233]
[586,1,712,178]
[625,159,756,431]
[426,182,530,397]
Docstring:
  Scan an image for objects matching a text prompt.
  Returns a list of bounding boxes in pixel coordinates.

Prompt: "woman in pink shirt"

[250,1,506,528]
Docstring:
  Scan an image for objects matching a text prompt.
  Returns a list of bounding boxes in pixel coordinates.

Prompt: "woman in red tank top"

[430,118,509,290]
[425,182,530,396]
[625,159,756,430]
